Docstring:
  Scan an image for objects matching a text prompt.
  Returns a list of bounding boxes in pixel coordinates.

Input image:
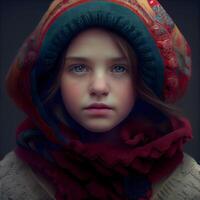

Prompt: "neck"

[80,123,124,144]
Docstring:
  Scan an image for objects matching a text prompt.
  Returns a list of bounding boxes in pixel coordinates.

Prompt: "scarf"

[15,114,192,200]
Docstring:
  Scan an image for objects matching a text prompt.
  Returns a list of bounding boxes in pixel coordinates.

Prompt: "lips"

[85,103,112,109]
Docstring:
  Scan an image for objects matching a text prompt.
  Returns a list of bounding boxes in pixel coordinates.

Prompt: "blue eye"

[112,65,127,73]
[70,64,87,73]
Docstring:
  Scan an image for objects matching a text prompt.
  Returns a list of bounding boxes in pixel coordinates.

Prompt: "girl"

[1,0,200,199]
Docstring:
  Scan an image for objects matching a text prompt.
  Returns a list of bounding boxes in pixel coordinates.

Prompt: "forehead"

[64,56,129,63]
[63,28,128,57]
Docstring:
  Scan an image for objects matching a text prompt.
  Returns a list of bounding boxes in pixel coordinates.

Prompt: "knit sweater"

[0,151,200,200]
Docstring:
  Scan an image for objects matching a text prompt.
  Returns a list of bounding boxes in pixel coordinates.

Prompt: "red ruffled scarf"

[15,116,192,200]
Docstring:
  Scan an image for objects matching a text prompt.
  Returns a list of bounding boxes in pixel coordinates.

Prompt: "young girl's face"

[59,28,136,133]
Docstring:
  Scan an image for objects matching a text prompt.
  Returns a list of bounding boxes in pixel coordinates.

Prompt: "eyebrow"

[65,56,129,62]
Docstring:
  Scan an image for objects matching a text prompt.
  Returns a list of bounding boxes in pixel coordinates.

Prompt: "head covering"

[5,0,192,199]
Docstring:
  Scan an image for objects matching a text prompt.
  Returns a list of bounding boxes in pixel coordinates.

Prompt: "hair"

[42,27,183,132]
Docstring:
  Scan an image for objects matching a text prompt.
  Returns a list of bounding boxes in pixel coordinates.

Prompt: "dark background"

[0,0,200,162]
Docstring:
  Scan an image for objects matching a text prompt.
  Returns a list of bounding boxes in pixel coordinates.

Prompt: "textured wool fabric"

[14,115,192,199]
[1,151,200,200]
[4,0,194,199]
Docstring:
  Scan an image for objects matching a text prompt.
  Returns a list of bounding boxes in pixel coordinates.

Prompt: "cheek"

[60,78,84,105]
[116,80,135,110]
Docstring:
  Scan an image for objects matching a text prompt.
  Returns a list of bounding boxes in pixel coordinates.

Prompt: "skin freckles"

[59,27,136,133]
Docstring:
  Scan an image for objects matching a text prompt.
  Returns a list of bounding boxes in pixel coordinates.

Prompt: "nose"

[89,72,109,97]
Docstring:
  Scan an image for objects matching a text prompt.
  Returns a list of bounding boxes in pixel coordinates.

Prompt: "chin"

[83,123,118,133]
[86,128,112,133]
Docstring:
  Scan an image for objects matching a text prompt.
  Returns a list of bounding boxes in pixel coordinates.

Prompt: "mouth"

[85,103,113,110]
[84,107,113,116]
